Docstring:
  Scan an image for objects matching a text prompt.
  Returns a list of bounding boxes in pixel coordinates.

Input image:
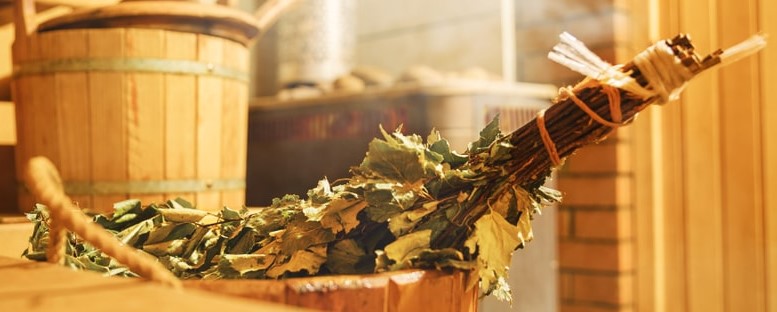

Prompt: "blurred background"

[0,0,775,311]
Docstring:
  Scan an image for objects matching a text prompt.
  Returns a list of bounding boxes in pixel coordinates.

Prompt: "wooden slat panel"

[195,34,223,210]
[678,1,725,311]
[655,1,688,311]
[219,39,247,208]
[661,87,689,312]
[53,30,91,209]
[164,31,197,202]
[88,29,127,213]
[760,0,777,310]
[125,28,165,205]
[0,256,303,312]
[717,0,766,310]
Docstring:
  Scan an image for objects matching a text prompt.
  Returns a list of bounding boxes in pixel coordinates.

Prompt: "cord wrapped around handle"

[25,156,182,289]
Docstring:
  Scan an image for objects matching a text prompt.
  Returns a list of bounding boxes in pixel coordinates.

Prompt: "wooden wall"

[631,0,776,311]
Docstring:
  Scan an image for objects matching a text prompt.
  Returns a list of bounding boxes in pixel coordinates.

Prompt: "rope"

[536,110,561,166]
[537,32,698,166]
[25,157,182,289]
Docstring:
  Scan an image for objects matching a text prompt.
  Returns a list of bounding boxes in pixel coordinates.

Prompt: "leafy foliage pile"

[24,117,560,302]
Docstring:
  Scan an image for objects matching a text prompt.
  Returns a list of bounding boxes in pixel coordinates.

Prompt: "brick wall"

[515,0,636,311]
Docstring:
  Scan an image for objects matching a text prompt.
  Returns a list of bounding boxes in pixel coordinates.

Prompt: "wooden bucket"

[11,0,261,213]
[184,270,479,311]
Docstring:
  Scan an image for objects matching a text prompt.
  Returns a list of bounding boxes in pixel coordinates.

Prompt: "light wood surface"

[678,5,725,312]
[125,28,165,206]
[631,0,775,311]
[194,33,224,209]
[87,28,127,212]
[0,256,305,311]
[164,31,197,201]
[762,0,777,310]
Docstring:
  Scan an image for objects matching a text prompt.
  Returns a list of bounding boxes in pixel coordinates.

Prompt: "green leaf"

[468,116,502,153]
[113,199,141,219]
[360,127,440,183]
[226,227,257,254]
[145,223,196,245]
[280,222,336,253]
[415,248,475,271]
[388,200,439,236]
[116,216,158,246]
[221,254,275,275]
[383,229,431,266]
[143,239,187,257]
[428,132,468,168]
[169,197,195,209]
[306,178,334,205]
[466,211,522,302]
[159,208,207,223]
[266,245,327,278]
[326,239,367,274]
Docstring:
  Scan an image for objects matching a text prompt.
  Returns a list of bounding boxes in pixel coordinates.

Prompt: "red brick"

[560,272,575,300]
[558,209,573,238]
[572,273,633,305]
[574,209,632,240]
[565,141,632,174]
[559,240,633,271]
[557,175,632,206]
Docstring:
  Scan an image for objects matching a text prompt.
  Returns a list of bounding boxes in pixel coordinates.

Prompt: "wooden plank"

[678,1,725,311]
[195,34,223,210]
[0,101,13,144]
[0,222,33,258]
[219,39,247,208]
[634,107,657,312]
[660,88,689,312]
[0,256,304,312]
[124,28,165,205]
[164,31,197,202]
[717,0,766,311]
[88,29,126,213]
[760,0,777,310]
[53,30,91,209]
[24,34,61,212]
[651,1,689,310]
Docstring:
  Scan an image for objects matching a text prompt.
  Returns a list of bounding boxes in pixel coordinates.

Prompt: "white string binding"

[548,32,768,105]
[719,34,768,66]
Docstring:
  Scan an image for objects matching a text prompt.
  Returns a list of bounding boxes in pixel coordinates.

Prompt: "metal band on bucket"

[13,58,249,82]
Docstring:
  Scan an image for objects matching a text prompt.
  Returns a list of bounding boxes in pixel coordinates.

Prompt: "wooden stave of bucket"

[12,27,250,213]
[183,269,479,312]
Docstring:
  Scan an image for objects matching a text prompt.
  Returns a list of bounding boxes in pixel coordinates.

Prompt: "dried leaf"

[266,245,327,278]
[326,239,367,274]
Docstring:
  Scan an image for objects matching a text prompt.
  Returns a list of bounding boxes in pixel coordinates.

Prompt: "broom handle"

[25,156,182,289]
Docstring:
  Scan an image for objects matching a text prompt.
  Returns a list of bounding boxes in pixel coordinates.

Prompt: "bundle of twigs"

[22,33,766,302]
